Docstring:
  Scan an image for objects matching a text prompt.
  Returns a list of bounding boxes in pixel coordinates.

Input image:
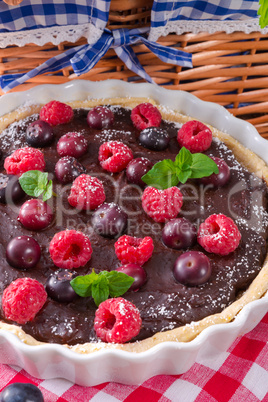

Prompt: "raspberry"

[4,147,45,176]
[94,297,142,343]
[177,120,212,153]
[131,103,162,130]
[114,235,154,265]
[98,141,133,173]
[2,278,47,324]
[40,100,74,126]
[142,186,183,222]
[197,214,241,255]
[68,174,105,210]
[49,229,92,269]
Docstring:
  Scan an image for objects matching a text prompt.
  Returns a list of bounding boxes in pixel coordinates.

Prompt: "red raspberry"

[94,297,142,343]
[177,120,212,153]
[131,103,162,130]
[68,174,105,210]
[40,100,74,126]
[2,278,47,324]
[98,141,133,173]
[114,235,154,265]
[49,229,92,269]
[197,214,241,255]
[142,186,183,222]
[4,147,45,176]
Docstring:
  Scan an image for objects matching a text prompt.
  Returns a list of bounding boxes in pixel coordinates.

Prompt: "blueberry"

[139,127,170,151]
[162,218,197,249]
[173,251,212,286]
[45,269,78,303]
[6,236,41,270]
[57,132,88,158]
[92,203,128,238]
[126,157,153,187]
[55,156,86,184]
[0,174,25,204]
[26,120,54,148]
[0,383,44,402]
[200,157,230,187]
[87,106,114,129]
[116,263,147,291]
[18,199,54,231]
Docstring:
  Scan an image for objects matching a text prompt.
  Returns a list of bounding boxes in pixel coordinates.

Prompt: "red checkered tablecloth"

[0,313,267,401]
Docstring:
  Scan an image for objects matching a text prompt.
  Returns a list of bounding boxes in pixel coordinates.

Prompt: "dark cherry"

[18,199,53,231]
[200,157,230,187]
[26,119,54,148]
[92,202,128,238]
[0,174,25,204]
[55,156,86,184]
[0,383,44,402]
[173,251,212,286]
[126,157,153,187]
[45,269,78,303]
[139,127,170,151]
[87,106,114,129]
[116,263,147,291]
[6,236,41,270]
[162,218,197,250]
[57,132,88,158]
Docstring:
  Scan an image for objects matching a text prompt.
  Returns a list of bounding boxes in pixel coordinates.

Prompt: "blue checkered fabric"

[0,0,262,92]
[0,0,110,32]
[150,0,260,28]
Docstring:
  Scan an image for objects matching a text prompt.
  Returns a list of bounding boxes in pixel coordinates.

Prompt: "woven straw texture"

[0,0,268,137]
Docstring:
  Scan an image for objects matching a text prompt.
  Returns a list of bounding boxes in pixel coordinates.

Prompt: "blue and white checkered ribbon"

[0,27,192,92]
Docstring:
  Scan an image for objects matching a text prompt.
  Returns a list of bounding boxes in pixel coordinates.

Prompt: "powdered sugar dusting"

[0,114,38,153]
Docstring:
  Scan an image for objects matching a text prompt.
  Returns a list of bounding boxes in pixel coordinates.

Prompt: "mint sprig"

[70,269,135,306]
[258,0,268,28]
[142,147,219,189]
[19,170,53,202]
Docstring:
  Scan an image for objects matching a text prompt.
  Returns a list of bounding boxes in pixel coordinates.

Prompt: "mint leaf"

[91,275,109,306]
[70,270,99,297]
[38,171,49,190]
[140,145,220,189]
[175,147,192,170]
[43,179,53,201]
[19,170,46,197]
[258,0,268,28]
[176,168,192,184]
[190,153,219,179]
[34,186,45,198]
[174,147,193,183]
[70,269,134,306]
[101,271,134,297]
[142,159,179,189]
[19,170,54,201]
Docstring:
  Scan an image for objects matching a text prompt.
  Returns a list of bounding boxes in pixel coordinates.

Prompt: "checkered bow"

[0,0,262,92]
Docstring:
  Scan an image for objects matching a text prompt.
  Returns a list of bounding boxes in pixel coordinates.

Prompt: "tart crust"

[0,97,268,354]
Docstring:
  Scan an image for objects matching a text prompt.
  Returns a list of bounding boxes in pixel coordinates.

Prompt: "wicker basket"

[1,0,268,137]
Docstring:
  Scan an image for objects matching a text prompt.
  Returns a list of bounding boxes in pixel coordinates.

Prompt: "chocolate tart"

[0,92,268,358]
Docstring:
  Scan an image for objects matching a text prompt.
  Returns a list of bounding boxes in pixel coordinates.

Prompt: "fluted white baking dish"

[0,80,267,386]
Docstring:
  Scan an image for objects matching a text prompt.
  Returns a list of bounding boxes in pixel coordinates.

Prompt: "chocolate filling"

[0,106,267,345]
